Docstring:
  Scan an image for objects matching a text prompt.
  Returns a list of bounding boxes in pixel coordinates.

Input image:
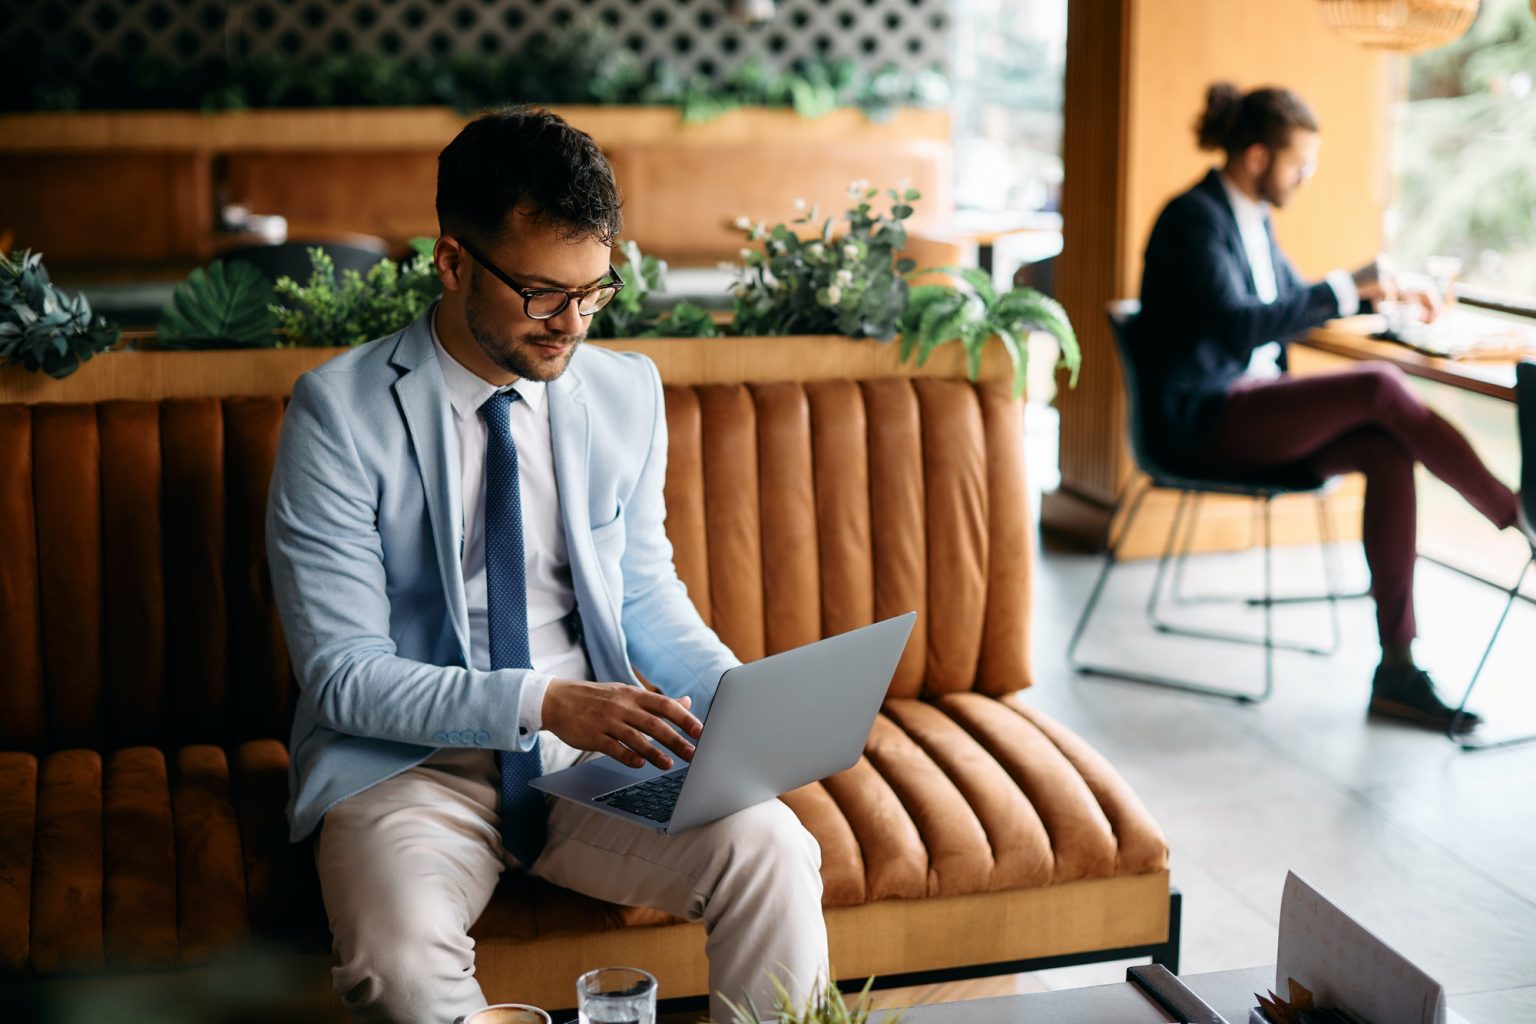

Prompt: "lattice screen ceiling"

[8,0,952,86]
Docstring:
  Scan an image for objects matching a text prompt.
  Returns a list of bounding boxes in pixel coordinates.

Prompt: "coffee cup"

[460,1003,553,1024]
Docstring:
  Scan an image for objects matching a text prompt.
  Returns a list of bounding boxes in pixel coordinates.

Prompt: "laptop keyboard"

[593,769,689,823]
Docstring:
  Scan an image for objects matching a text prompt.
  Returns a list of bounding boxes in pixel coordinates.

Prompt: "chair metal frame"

[1068,301,1364,704]
[1447,359,1536,751]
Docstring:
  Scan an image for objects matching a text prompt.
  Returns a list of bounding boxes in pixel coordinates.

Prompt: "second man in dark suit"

[1132,83,1532,732]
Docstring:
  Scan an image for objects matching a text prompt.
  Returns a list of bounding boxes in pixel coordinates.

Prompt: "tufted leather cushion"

[0,380,1166,982]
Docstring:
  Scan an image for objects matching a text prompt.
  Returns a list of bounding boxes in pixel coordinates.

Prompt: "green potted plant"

[725,185,1081,395]
[715,974,902,1024]
[156,258,280,350]
[0,249,120,378]
[900,265,1080,397]
[271,239,442,347]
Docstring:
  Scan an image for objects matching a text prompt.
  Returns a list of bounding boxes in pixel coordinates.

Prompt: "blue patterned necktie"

[480,389,547,867]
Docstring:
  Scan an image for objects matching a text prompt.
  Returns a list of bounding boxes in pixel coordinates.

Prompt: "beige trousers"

[315,748,828,1024]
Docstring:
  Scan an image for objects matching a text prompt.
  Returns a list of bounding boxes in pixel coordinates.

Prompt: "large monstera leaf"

[157,259,279,349]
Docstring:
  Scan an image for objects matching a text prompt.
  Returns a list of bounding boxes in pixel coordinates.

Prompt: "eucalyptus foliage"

[0,250,119,378]
[900,266,1079,398]
[271,240,442,348]
[157,258,280,349]
[729,185,917,340]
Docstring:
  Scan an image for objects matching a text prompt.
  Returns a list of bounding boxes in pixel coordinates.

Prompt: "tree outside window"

[1390,0,1536,301]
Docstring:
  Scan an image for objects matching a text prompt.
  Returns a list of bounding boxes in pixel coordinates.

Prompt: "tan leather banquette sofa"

[0,337,1173,1018]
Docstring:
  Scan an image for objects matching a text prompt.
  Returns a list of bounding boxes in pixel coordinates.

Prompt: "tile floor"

[877,535,1535,1022]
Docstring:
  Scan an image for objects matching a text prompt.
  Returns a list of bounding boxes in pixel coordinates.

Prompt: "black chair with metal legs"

[1447,359,1536,750]
[1067,300,1362,703]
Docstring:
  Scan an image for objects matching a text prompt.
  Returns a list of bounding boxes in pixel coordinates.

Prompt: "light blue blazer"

[266,306,739,841]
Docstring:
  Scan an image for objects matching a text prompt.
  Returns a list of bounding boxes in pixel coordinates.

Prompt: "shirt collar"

[429,307,548,420]
[1217,170,1270,230]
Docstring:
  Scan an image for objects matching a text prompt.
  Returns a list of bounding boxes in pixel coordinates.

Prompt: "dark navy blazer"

[1130,169,1343,463]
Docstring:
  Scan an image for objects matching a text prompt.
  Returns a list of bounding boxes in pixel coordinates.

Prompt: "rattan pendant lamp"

[1318,0,1480,52]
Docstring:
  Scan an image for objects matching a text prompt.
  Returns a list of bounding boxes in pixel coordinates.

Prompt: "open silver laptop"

[530,612,916,835]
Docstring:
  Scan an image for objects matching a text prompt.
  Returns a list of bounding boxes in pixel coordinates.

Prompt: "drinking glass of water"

[577,967,657,1024]
[1426,255,1462,305]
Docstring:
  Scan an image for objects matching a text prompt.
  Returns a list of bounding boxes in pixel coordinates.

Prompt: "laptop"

[530,612,916,835]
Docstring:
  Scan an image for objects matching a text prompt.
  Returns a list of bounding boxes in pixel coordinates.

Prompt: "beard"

[464,267,583,382]
[1257,162,1291,208]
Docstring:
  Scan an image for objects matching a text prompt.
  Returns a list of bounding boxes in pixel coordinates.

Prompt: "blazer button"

[433,731,449,744]
[447,730,462,744]
[474,730,490,745]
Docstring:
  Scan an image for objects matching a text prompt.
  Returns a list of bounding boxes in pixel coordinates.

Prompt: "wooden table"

[1300,312,1526,402]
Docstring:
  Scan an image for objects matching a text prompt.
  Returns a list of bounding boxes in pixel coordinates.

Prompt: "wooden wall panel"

[224,151,441,244]
[618,141,953,264]
[0,153,211,264]
[1,107,952,268]
[1123,0,1392,287]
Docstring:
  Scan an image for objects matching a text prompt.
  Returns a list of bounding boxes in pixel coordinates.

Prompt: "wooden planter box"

[0,106,952,268]
[0,334,1009,405]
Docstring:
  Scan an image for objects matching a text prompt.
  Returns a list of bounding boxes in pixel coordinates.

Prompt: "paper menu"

[1276,871,1447,1024]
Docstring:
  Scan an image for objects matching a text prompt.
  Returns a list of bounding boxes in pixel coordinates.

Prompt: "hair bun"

[1196,82,1242,151]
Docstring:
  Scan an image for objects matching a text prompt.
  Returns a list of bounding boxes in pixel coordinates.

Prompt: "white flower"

[806,242,825,259]
[841,243,859,260]
[793,197,808,211]
[733,215,752,230]
[825,285,843,305]
[769,239,786,254]
[750,221,766,239]
[846,177,870,197]
[835,269,854,286]
[739,247,755,261]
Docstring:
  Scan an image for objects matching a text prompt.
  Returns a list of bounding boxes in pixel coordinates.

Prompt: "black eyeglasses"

[455,236,624,320]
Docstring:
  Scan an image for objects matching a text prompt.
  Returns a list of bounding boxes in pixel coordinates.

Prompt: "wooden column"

[1044,0,1393,553]
[1044,0,1134,544]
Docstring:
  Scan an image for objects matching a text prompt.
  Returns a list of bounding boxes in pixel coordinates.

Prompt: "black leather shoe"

[1369,664,1482,734]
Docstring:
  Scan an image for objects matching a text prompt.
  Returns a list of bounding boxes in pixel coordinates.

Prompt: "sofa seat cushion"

[0,740,300,977]
[3,698,1167,976]
[781,694,1167,908]
[477,693,1168,938]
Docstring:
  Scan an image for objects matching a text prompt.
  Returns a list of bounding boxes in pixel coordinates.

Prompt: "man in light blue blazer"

[266,108,827,1024]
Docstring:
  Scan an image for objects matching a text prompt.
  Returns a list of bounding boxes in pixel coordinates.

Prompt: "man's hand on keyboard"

[542,680,702,770]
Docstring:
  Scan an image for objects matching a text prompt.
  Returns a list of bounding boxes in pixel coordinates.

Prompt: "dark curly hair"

[436,106,622,247]
[1195,83,1318,157]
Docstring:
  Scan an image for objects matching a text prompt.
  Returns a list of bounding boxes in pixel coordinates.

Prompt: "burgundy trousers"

[1200,362,1517,647]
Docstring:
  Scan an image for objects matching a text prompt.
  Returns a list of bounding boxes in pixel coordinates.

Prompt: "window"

[949,0,1066,215]
[1389,0,1536,304]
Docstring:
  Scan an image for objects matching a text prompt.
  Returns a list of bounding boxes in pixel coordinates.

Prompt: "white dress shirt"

[431,313,587,774]
[1218,172,1358,379]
